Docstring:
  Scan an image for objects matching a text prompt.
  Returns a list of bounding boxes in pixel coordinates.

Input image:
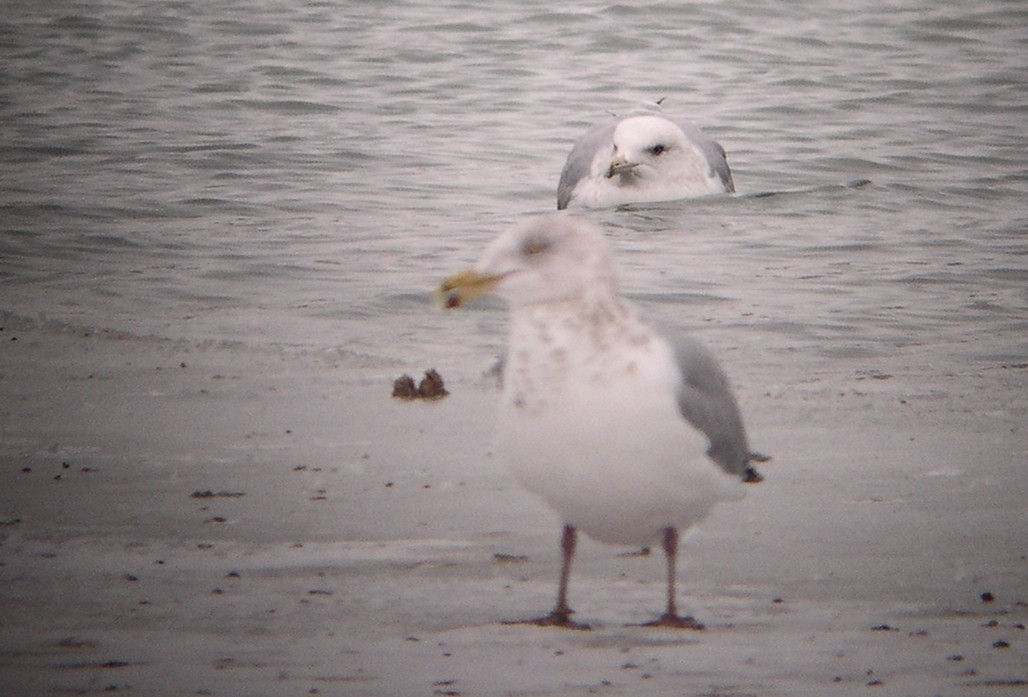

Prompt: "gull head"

[603,114,691,184]
[436,214,618,310]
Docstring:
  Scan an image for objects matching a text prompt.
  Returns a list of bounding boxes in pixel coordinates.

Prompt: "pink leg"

[637,527,705,629]
[505,524,590,630]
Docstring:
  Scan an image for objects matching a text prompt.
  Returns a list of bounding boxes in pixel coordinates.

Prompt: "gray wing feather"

[556,116,623,210]
[668,332,758,481]
[672,118,735,193]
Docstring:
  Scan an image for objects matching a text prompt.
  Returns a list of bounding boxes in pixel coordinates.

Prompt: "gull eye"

[649,144,667,156]
[521,236,551,257]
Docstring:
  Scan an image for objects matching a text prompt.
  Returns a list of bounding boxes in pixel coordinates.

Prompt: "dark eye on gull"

[649,144,667,156]
[521,236,551,257]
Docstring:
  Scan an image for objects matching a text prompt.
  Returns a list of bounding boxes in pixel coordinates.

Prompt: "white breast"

[497,315,741,546]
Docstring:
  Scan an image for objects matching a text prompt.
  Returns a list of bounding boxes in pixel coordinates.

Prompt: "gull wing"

[556,116,623,210]
[668,332,761,482]
[672,118,735,193]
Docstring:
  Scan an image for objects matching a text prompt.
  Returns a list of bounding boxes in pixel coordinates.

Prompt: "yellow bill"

[434,268,503,309]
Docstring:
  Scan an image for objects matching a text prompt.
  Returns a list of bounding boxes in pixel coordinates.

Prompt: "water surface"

[1,0,1025,380]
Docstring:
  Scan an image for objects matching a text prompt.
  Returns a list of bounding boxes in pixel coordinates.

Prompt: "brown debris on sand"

[392,374,419,399]
[417,369,449,400]
[392,369,449,401]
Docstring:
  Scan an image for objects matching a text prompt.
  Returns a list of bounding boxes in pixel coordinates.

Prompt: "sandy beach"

[1,311,1024,697]
[1,0,1026,694]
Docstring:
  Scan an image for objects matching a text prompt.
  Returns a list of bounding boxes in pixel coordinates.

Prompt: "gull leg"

[506,524,590,630]
[637,527,705,629]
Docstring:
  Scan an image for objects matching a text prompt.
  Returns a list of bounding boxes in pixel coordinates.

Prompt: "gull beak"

[434,268,503,309]
[605,154,637,179]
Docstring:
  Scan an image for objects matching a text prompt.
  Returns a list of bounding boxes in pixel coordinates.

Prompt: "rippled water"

[1,0,1025,378]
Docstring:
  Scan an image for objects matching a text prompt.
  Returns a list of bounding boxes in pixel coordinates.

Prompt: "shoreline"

[1,315,1025,695]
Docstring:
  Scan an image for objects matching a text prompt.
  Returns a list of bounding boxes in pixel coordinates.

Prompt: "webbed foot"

[632,613,705,630]
[504,609,591,631]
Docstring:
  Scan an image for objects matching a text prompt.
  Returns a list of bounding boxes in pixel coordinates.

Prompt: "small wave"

[231,98,340,115]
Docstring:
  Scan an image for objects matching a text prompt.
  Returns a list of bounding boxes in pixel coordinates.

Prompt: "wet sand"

[0,316,1025,696]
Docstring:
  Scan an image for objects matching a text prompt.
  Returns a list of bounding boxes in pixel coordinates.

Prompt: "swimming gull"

[557,104,735,209]
[437,214,762,629]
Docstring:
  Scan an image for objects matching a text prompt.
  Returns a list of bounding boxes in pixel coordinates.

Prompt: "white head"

[437,214,618,310]
[603,114,701,186]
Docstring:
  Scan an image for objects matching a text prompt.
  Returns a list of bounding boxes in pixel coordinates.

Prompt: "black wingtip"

[742,467,764,484]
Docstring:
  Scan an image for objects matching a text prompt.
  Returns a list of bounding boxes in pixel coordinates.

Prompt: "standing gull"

[437,214,762,629]
[557,104,735,210]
